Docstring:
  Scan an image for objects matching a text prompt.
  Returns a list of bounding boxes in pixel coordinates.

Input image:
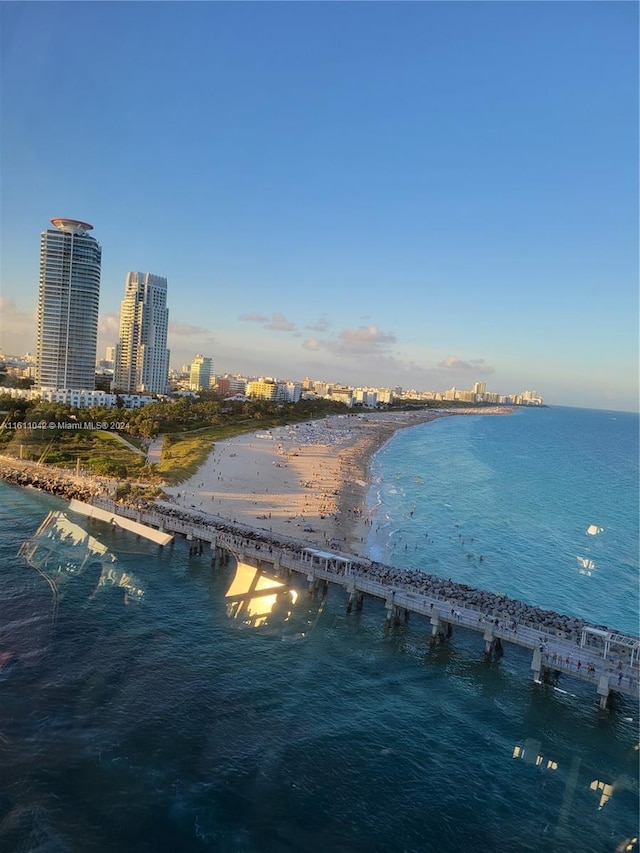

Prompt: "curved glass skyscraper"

[36,218,101,390]
[114,272,169,395]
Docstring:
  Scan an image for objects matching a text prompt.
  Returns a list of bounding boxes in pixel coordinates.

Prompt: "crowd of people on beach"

[161,416,393,553]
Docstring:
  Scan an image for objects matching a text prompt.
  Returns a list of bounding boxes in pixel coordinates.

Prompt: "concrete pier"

[83,497,640,710]
[68,499,172,545]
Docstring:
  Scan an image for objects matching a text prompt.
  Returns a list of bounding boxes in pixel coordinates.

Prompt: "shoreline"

[3,408,640,648]
[0,408,513,559]
[161,411,443,557]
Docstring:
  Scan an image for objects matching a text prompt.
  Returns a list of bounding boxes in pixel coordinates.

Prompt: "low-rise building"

[246,380,278,401]
[217,376,247,397]
[2,387,154,409]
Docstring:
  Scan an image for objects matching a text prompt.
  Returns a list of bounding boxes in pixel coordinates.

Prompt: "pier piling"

[66,497,639,713]
[596,675,610,710]
[531,647,543,682]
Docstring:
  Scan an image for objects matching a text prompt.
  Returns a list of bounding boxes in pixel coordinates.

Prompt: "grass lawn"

[155,415,319,484]
[0,427,148,478]
[0,409,344,486]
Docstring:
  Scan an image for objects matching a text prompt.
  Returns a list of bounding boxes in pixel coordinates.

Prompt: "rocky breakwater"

[0,457,107,503]
[146,502,621,651]
[356,563,595,643]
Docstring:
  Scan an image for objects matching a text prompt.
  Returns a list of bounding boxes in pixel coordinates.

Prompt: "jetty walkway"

[78,496,640,711]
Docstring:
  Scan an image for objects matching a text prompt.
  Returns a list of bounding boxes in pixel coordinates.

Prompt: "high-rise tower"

[189,354,213,391]
[114,272,169,395]
[36,218,102,389]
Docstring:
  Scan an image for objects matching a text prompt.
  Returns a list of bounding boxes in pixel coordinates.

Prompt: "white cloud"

[307,324,397,357]
[307,314,330,333]
[238,312,268,323]
[239,312,296,332]
[0,298,37,353]
[265,313,296,332]
[169,322,212,336]
[438,355,495,375]
[98,312,120,339]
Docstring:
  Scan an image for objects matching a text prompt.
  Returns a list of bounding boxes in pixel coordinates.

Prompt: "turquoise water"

[367,407,639,634]
[0,406,638,851]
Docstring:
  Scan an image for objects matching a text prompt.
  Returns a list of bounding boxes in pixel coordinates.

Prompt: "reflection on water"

[224,559,327,642]
[591,778,615,810]
[577,555,596,576]
[225,560,298,628]
[513,738,559,771]
[578,522,601,576]
[17,510,145,605]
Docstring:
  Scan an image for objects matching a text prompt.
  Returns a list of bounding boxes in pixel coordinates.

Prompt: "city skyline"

[1,3,637,412]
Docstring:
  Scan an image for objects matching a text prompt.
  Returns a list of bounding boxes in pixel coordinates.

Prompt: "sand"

[162,412,439,555]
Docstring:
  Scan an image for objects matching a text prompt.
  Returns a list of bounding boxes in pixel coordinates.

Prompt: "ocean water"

[0,406,638,852]
[367,406,639,635]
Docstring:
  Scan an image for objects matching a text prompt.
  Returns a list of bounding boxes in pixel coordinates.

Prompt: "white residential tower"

[114,272,169,395]
[36,218,102,389]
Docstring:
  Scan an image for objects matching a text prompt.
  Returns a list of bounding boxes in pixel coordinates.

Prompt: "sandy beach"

[0,407,510,559]
[162,412,439,555]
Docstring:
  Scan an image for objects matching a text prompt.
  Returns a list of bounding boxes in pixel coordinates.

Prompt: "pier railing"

[210,534,639,697]
[85,496,639,705]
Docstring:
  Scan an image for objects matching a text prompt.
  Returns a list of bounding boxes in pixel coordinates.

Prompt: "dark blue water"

[0,406,638,852]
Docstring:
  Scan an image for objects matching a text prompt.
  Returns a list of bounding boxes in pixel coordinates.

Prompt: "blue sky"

[1,2,637,411]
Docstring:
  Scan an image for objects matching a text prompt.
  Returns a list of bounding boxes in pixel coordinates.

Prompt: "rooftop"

[50,218,94,235]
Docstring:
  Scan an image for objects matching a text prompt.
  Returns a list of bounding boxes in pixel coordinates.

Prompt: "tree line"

[0,392,356,439]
